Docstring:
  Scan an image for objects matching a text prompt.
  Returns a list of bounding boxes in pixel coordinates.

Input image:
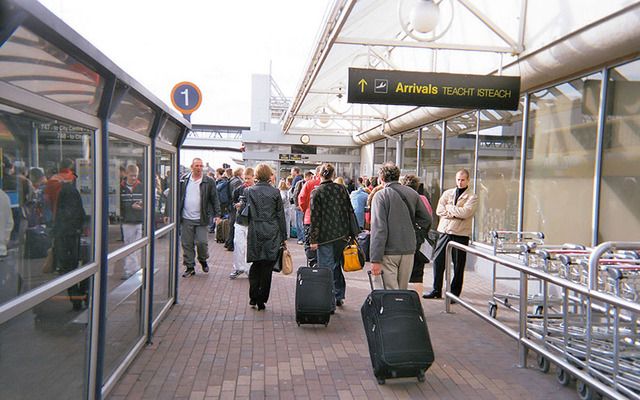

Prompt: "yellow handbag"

[342,239,365,272]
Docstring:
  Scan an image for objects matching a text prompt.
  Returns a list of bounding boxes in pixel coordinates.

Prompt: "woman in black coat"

[245,164,287,310]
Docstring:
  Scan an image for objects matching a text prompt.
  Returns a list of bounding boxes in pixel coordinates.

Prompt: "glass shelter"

[0,2,188,399]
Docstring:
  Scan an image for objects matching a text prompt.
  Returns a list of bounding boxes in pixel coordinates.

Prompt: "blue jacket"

[350,187,368,229]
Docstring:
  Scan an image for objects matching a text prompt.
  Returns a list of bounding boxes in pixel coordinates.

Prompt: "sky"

[38,0,333,127]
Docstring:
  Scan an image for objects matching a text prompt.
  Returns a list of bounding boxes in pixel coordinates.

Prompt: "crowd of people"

[179,158,478,312]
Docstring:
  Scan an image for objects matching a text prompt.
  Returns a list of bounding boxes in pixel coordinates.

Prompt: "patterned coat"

[245,182,286,262]
[309,180,359,245]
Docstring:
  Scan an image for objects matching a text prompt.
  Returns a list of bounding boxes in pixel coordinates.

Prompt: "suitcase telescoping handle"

[367,270,385,291]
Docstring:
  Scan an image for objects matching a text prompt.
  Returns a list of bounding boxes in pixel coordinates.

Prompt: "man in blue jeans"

[292,171,312,244]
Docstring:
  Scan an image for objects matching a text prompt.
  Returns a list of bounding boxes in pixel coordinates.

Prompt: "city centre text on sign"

[348,68,521,111]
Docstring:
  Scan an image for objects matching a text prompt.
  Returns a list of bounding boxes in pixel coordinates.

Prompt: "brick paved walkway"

[108,237,576,400]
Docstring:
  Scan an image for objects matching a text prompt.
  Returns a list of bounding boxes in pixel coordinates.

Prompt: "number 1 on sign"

[180,88,189,106]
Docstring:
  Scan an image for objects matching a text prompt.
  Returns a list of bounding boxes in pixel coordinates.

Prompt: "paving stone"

[107,236,577,400]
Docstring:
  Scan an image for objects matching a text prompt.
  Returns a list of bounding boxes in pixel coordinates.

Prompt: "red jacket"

[44,168,76,219]
[298,176,320,225]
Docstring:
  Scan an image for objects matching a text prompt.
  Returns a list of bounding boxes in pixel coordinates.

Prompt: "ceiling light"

[410,0,440,33]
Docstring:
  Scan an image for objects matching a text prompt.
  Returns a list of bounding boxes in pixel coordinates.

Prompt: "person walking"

[178,157,221,277]
[292,170,312,244]
[298,165,322,265]
[230,167,254,279]
[224,167,244,251]
[350,178,369,230]
[403,174,433,296]
[369,163,431,290]
[278,179,292,237]
[244,164,286,311]
[424,169,478,299]
[119,164,144,279]
[309,163,359,309]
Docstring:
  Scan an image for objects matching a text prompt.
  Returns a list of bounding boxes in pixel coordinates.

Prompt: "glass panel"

[0,282,92,399]
[152,231,172,323]
[110,89,155,136]
[443,112,476,191]
[107,135,146,255]
[524,73,602,245]
[0,106,94,306]
[373,140,385,166]
[0,26,104,115]
[402,131,418,174]
[420,123,443,227]
[158,120,182,146]
[474,106,524,243]
[155,149,173,228]
[599,59,640,242]
[386,138,397,163]
[104,249,145,379]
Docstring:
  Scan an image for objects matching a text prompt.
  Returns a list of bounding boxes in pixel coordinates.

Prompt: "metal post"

[416,128,423,177]
[383,138,388,163]
[517,94,530,233]
[518,268,528,368]
[94,76,117,400]
[472,111,481,241]
[591,68,609,247]
[396,134,403,168]
[439,120,447,194]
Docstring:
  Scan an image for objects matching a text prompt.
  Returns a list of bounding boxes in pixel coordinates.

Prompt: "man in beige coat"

[424,169,478,299]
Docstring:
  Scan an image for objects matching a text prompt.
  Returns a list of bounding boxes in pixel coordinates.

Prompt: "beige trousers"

[380,253,414,290]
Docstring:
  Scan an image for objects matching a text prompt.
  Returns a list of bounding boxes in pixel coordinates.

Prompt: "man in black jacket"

[179,158,221,277]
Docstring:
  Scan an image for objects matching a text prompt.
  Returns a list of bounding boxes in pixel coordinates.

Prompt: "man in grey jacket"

[369,163,431,290]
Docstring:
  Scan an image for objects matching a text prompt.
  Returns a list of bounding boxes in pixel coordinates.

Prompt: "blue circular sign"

[170,81,202,114]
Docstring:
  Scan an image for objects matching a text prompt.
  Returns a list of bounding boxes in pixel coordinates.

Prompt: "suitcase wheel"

[417,371,425,382]
[376,377,385,385]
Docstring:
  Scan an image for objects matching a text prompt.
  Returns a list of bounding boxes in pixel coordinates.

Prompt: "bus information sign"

[170,81,202,115]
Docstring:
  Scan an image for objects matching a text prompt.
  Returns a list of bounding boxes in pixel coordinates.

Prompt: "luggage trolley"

[528,243,640,400]
[488,230,544,318]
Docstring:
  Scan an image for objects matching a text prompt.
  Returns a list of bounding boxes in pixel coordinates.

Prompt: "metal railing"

[443,241,640,400]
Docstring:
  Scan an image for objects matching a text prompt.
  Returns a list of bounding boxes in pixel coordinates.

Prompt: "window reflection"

[599,59,640,242]
[155,149,173,228]
[443,112,476,190]
[0,27,103,115]
[524,73,602,245]
[110,89,155,136]
[0,284,91,399]
[420,124,442,228]
[474,107,523,242]
[0,107,94,306]
[152,232,172,322]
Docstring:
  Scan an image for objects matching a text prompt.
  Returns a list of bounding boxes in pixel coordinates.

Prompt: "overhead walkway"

[107,236,576,400]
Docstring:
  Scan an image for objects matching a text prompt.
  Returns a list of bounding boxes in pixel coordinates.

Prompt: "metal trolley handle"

[367,270,385,291]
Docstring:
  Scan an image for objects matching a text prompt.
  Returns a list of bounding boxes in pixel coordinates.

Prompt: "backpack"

[216,178,230,205]
[54,182,86,236]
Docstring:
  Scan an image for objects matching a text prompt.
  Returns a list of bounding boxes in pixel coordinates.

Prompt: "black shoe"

[226,247,234,252]
[336,299,344,307]
[182,268,195,278]
[423,291,441,299]
[249,299,256,308]
[257,302,265,311]
[200,262,209,273]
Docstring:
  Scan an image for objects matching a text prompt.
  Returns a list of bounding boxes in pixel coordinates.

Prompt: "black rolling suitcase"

[361,271,434,384]
[295,265,333,327]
